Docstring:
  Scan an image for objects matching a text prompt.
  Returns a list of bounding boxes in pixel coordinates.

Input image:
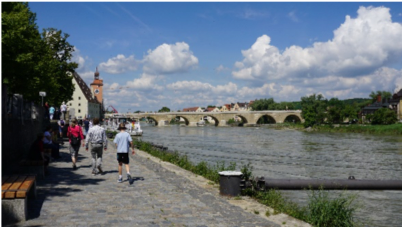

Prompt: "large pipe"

[261,178,402,190]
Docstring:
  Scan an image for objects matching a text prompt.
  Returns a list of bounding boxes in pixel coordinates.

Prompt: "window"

[78,96,81,100]
[70,103,72,106]
[78,109,81,113]
[78,103,81,106]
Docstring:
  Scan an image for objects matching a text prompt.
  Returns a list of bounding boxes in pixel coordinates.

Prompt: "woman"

[67,119,84,170]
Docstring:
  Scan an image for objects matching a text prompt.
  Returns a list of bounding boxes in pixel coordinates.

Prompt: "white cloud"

[240,8,269,19]
[99,54,139,74]
[167,81,213,92]
[72,47,94,80]
[232,6,402,81]
[215,64,230,72]
[126,74,163,91]
[143,42,199,74]
[288,11,299,22]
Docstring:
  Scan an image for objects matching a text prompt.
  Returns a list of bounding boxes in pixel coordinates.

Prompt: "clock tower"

[90,67,103,103]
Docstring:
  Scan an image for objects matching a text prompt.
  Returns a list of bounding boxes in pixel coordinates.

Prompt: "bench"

[19,160,45,179]
[2,175,37,223]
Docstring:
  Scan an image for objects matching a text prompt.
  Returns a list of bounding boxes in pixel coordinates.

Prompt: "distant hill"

[342,98,371,105]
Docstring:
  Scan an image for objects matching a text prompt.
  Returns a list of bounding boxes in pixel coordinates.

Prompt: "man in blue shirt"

[113,123,135,183]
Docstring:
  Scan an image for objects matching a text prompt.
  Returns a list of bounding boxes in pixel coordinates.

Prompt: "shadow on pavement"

[26,151,107,221]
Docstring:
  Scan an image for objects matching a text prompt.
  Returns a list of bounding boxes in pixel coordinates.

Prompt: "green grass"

[135,140,237,183]
[320,123,402,135]
[272,123,402,135]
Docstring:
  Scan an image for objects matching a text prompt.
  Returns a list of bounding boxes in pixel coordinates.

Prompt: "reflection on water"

[140,124,402,227]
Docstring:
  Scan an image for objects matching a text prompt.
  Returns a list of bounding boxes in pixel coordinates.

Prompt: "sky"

[28,2,402,113]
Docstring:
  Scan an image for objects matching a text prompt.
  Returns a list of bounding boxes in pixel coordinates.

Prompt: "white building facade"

[67,71,101,119]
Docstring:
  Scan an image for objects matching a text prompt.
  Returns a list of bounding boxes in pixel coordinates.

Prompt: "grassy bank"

[134,139,359,226]
[267,123,402,135]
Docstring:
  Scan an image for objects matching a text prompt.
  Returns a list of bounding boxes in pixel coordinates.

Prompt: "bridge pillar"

[218,120,229,127]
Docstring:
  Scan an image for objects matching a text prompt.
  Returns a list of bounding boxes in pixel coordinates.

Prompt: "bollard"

[219,171,243,196]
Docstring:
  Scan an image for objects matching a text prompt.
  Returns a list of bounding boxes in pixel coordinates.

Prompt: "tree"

[326,98,344,124]
[371,108,397,125]
[158,107,170,112]
[2,2,77,104]
[300,94,328,127]
[341,105,358,123]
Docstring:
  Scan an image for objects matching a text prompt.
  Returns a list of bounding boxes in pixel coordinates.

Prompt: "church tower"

[90,67,103,103]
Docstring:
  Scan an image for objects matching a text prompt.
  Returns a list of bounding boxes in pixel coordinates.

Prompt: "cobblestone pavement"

[6,142,283,227]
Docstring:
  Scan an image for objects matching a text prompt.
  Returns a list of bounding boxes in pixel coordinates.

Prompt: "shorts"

[117,153,129,164]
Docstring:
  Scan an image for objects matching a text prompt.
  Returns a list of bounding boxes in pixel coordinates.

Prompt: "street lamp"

[39,91,46,106]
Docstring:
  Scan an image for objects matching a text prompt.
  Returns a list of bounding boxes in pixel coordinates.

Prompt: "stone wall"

[2,85,48,175]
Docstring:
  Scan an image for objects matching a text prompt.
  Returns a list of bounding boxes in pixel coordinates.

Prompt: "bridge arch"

[284,114,302,123]
[146,116,159,126]
[256,115,276,124]
[200,114,220,126]
[172,115,190,126]
[233,114,248,124]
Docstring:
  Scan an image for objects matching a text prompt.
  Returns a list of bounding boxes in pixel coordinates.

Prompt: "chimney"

[377,94,382,103]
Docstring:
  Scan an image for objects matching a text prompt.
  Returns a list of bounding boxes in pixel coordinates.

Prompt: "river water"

[138,123,402,227]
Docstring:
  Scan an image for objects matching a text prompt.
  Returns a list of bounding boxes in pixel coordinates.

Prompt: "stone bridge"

[106,111,304,127]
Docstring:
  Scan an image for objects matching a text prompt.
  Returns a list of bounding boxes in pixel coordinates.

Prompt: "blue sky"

[29,2,402,112]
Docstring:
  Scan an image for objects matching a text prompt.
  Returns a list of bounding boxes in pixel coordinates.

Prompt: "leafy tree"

[341,105,358,123]
[158,106,170,112]
[2,2,77,104]
[371,108,397,125]
[326,98,344,124]
[300,94,327,127]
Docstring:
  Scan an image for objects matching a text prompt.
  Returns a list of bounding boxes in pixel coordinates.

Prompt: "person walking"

[113,123,135,183]
[67,119,84,170]
[85,118,107,175]
[49,105,55,120]
[83,118,90,137]
[60,102,67,120]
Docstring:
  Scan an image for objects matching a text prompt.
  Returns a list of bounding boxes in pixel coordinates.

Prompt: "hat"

[118,123,127,130]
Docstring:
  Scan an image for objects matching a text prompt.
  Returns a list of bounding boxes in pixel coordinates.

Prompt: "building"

[182,107,203,112]
[361,89,402,122]
[220,104,231,112]
[67,69,103,119]
[390,89,402,121]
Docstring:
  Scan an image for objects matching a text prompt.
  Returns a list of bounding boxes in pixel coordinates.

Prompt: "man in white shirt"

[85,118,107,175]
[60,102,68,120]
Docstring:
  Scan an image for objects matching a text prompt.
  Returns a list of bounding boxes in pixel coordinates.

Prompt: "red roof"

[182,107,199,112]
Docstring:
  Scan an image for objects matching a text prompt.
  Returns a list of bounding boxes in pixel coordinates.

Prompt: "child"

[113,123,135,183]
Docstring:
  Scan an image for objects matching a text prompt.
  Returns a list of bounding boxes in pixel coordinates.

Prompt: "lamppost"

[39,91,46,106]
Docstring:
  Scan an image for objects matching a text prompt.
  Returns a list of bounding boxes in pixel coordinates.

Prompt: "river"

[138,123,402,227]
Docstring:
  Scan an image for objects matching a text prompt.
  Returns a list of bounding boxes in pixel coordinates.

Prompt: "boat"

[196,120,205,127]
[129,121,143,136]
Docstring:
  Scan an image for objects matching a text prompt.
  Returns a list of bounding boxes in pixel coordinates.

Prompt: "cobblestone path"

[6,142,283,227]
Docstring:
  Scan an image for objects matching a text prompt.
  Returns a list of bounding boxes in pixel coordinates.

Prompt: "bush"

[371,108,397,125]
[308,189,357,227]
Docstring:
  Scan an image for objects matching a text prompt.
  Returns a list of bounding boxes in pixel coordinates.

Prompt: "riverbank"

[13,142,305,226]
[265,123,402,135]
[134,139,361,227]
